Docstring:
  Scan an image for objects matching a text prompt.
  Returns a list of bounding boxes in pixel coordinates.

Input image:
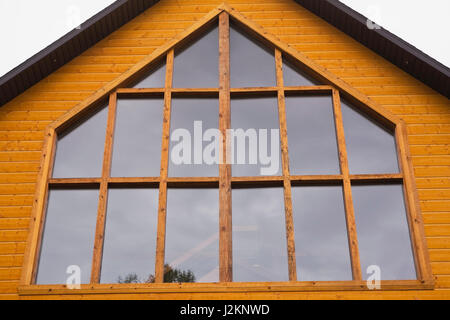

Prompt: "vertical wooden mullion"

[395,122,432,282]
[154,49,174,283]
[219,12,232,282]
[275,49,297,281]
[90,93,117,283]
[332,89,362,281]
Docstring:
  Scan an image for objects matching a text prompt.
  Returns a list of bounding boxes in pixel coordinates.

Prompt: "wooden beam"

[17,279,434,296]
[154,49,174,283]
[116,88,165,94]
[116,86,335,96]
[219,11,232,283]
[49,178,102,186]
[108,177,160,185]
[290,175,343,182]
[332,89,362,281]
[167,177,219,183]
[171,88,219,95]
[275,49,297,281]
[230,87,278,94]
[90,91,117,284]
[349,174,403,184]
[284,86,333,93]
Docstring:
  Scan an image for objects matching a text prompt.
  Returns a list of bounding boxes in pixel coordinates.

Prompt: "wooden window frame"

[19,8,433,296]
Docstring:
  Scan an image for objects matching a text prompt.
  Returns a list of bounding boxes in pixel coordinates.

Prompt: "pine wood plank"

[0,255,23,267]
[0,243,27,255]
[218,12,232,283]
[0,218,30,230]
[0,231,28,242]
[15,279,433,296]
[90,92,117,284]
[331,89,362,281]
[276,49,296,281]
[396,122,434,282]
[0,0,447,299]
[155,49,174,283]
[0,268,22,281]
[0,152,44,162]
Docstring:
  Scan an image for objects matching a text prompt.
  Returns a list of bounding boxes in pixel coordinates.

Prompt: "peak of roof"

[0,0,448,106]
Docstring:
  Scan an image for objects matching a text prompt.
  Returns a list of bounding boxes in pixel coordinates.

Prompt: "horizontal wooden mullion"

[167,176,218,183]
[108,179,160,188]
[14,176,407,189]
[108,177,160,184]
[48,176,255,187]
[231,176,283,181]
[116,88,221,93]
[115,87,333,96]
[349,174,404,184]
[283,85,333,93]
[171,89,220,98]
[171,88,219,93]
[48,178,102,187]
[116,90,165,99]
[230,87,279,94]
[17,279,434,296]
[116,88,220,98]
[290,175,343,185]
[167,181,219,188]
[166,177,219,188]
[116,88,165,94]
[287,174,404,185]
[230,176,283,188]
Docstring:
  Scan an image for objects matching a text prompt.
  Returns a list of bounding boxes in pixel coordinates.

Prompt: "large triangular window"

[27,8,430,291]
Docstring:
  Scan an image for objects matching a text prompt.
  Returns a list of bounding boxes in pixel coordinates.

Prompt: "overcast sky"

[339,0,450,67]
[0,0,448,78]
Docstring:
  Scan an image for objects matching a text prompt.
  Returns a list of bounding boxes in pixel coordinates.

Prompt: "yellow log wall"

[0,0,449,300]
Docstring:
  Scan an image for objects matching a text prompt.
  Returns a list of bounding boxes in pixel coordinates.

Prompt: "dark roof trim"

[0,0,448,107]
[295,0,450,98]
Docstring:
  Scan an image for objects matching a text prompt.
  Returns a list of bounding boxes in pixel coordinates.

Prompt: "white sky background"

[0,0,116,77]
[339,0,450,67]
[0,0,449,77]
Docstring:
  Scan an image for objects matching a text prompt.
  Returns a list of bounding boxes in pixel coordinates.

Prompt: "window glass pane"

[353,184,416,280]
[173,26,218,88]
[133,62,166,88]
[36,189,98,284]
[165,188,219,283]
[231,97,281,176]
[283,59,320,86]
[169,97,219,177]
[292,186,352,281]
[111,98,163,177]
[232,187,288,282]
[230,25,275,87]
[286,95,340,175]
[341,99,399,174]
[100,188,159,284]
[53,106,107,178]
